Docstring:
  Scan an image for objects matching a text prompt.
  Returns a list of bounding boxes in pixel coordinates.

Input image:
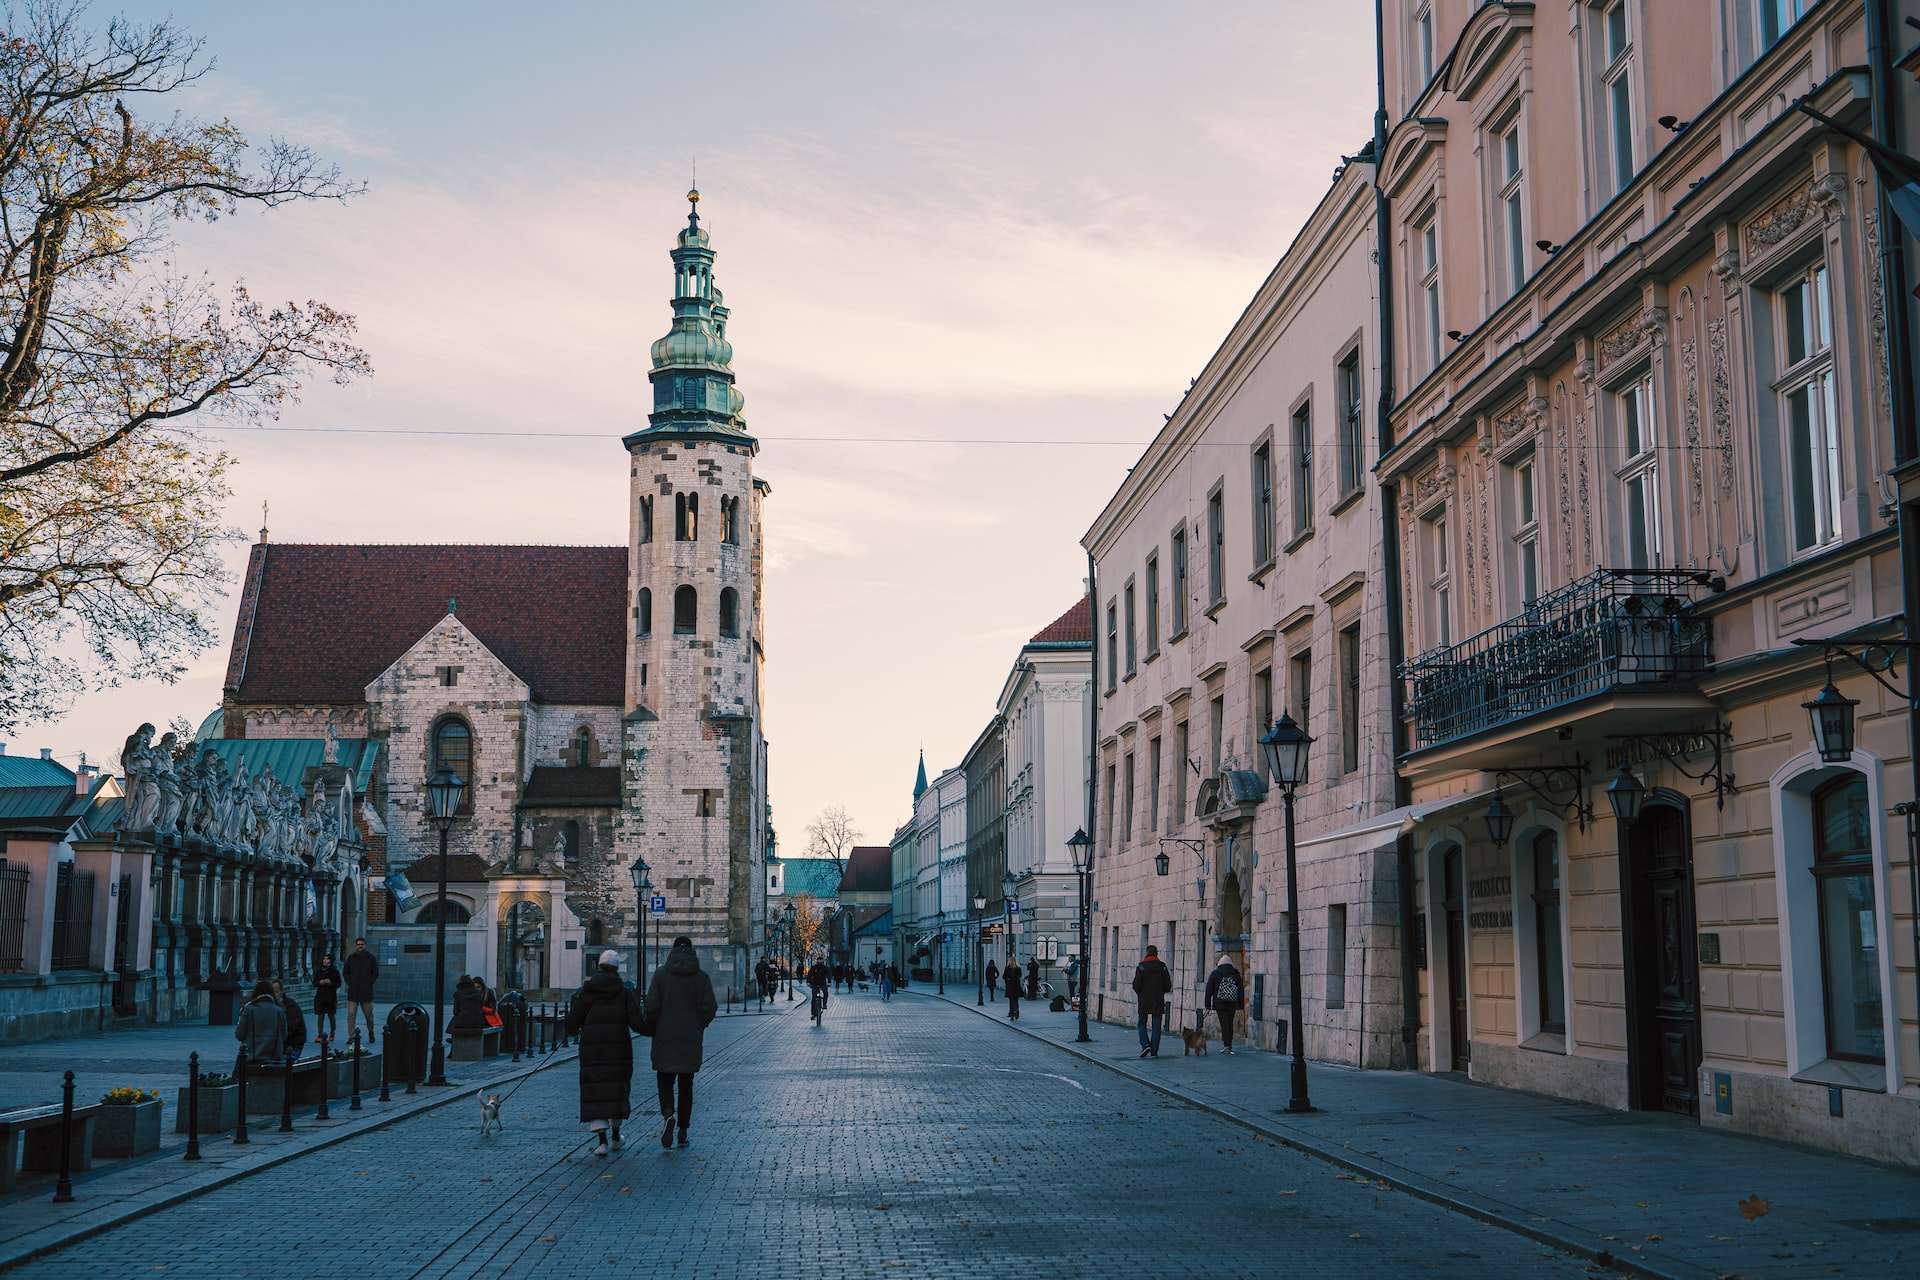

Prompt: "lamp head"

[1259,711,1313,790]
[1066,827,1093,873]
[1606,765,1646,825]
[424,764,465,826]
[1804,679,1858,764]
[1482,788,1516,849]
[1154,850,1170,876]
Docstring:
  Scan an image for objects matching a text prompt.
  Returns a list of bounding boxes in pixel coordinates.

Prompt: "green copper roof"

[913,750,928,800]
[633,187,755,449]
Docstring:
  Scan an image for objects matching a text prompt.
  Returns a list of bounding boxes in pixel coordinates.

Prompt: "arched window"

[587,918,605,946]
[1812,775,1883,1062]
[572,728,592,767]
[636,587,652,636]
[416,899,471,925]
[563,819,582,861]
[721,495,740,544]
[676,492,699,541]
[638,495,653,545]
[719,587,739,638]
[431,718,473,812]
[674,585,698,633]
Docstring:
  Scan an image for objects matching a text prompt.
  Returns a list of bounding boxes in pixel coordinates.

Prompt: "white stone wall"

[524,704,624,774]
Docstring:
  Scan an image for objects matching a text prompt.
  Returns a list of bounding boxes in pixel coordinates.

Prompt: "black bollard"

[316,1037,331,1121]
[377,1039,391,1104]
[52,1070,76,1202]
[234,1051,251,1145]
[510,1005,520,1063]
[185,1052,202,1160]
[350,1033,362,1110]
[538,1004,547,1054]
[404,1012,419,1094]
[279,1046,295,1133]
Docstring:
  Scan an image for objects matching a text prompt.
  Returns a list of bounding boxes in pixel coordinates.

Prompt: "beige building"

[1376,0,1916,1163]
[1083,161,1402,1062]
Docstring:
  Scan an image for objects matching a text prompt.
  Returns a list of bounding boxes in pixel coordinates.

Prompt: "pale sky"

[24,1,1376,853]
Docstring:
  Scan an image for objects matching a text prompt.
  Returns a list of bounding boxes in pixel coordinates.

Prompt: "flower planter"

[95,1099,163,1158]
[326,1050,382,1099]
[174,1082,238,1134]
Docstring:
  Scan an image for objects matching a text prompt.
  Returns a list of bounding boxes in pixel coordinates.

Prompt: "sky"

[21,0,1377,852]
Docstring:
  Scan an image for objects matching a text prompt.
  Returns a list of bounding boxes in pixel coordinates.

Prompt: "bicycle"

[810,985,826,1025]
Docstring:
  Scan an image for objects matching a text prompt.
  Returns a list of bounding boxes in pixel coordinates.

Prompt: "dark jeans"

[1006,993,1020,1020]
[657,1072,693,1130]
[1138,1011,1164,1053]
[1217,1006,1236,1050]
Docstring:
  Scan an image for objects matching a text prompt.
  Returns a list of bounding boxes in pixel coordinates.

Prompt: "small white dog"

[478,1091,504,1137]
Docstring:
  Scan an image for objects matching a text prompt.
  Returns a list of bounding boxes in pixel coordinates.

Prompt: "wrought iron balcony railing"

[1400,568,1715,751]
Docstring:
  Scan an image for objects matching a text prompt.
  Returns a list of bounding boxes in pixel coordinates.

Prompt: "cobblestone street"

[6,992,1598,1279]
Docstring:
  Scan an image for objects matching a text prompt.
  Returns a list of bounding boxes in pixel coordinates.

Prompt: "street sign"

[649,895,667,917]
[941,931,953,942]
[1008,899,1021,914]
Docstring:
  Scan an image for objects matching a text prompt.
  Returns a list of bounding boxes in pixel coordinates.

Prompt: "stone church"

[213,189,770,994]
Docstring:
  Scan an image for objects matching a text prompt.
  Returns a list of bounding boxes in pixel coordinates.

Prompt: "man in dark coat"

[235,980,286,1065]
[313,953,342,1041]
[451,976,485,1029]
[1003,954,1022,1020]
[1132,944,1173,1058]
[270,979,308,1060]
[985,960,998,996]
[566,950,649,1157]
[645,937,717,1150]
[1204,955,1247,1054]
[343,936,378,1044]
[1026,959,1040,1000]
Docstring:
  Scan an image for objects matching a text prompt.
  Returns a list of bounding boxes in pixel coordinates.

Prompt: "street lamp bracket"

[1791,636,1919,703]
[1603,724,1734,809]
[1490,758,1593,831]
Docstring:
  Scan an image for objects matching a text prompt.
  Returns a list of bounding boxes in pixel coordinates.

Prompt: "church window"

[697,788,716,817]
[435,665,459,687]
[719,587,739,638]
[586,917,604,946]
[674,585,698,634]
[638,495,654,544]
[676,492,699,541]
[416,899,471,925]
[572,728,592,767]
[636,588,652,636]
[721,495,740,544]
[431,718,474,813]
[563,818,582,861]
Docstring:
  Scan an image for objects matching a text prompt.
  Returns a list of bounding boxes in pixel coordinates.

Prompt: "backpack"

[1216,970,1241,1006]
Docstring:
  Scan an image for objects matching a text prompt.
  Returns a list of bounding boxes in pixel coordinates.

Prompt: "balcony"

[1401,568,1716,752]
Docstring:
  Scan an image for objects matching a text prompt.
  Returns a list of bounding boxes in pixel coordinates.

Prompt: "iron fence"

[0,861,27,973]
[50,862,95,971]
[1400,567,1715,750]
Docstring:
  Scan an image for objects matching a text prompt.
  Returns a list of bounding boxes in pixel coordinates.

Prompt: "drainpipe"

[1084,549,1100,1033]
[1373,0,1421,1073]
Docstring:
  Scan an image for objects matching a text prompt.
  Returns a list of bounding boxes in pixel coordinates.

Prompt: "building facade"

[1374,0,1917,1162]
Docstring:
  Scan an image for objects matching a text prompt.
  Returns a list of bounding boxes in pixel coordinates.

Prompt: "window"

[1209,695,1225,776]
[1123,580,1137,676]
[1812,776,1884,1062]
[1173,720,1190,819]
[431,718,472,812]
[696,788,716,818]
[1252,438,1276,565]
[675,491,699,541]
[1598,1,1636,195]
[1494,111,1525,297]
[562,818,582,860]
[1290,406,1314,537]
[1616,376,1660,568]
[636,587,652,636]
[1105,600,1119,692]
[1337,353,1364,499]
[1326,904,1348,1009]
[572,727,591,768]
[435,665,459,687]
[416,899,471,925]
[1511,454,1541,606]
[1145,554,1161,656]
[1289,650,1313,732]
[1207,486,1226,605]
[1779,263,1842,553]
[1339,624,1361,775]
[1147,736,1162,832]
[1121,753,1136,844]
[1104,763,1117,850]
[1415,210,1441,373]
[720,495,740,544]
[638,495,654,545]
[1758,0,1804,50]
[719,587,739,638]
[673,585,698,634]
[1427,511,1453,648]
[1531,831,1566,1033]
[1252,667,1274,778]
[1170,526,1190,635]
[1414,1,1434,87]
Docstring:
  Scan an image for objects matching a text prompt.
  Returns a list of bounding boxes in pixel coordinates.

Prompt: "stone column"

[9,837,62,975]
[67,840,123,973]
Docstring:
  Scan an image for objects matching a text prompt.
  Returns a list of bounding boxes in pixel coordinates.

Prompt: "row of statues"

[118,724,348,871]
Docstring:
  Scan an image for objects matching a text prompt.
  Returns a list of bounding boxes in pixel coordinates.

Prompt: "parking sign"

[650,895,667,917]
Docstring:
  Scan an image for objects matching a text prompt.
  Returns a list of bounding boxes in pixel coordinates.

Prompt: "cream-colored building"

[1376,0,1916,1164]
[1084,160,1401,1062]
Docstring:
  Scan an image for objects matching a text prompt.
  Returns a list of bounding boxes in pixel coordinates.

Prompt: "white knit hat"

[598,949,620,968]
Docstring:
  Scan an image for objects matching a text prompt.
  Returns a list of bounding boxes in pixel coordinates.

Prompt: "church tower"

[618,187,769,986]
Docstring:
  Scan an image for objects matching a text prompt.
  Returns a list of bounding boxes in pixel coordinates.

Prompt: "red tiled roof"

[396,853,492,884]
[1028,594,1091,646]
[225,544,628,705]
[839,846,892,894]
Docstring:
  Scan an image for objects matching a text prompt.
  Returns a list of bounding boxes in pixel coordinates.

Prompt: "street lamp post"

[1067,828,1093,1043]
[423,763,466,1088]
[1259,710,1314,1113]
[1000,870,1017,984]
[629,857,652,992]
[973,891,987,1005]
[783,901,796,1000]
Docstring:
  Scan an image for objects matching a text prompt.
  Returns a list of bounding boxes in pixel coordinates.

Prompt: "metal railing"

[50,863,95,972]
[1400,567,1715,750]
[0,861,27,973]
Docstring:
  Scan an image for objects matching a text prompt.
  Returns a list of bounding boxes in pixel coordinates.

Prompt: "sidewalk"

[0,996,792,1272]
[916,990,1920,1280]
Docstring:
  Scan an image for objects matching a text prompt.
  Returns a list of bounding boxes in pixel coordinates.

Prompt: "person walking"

[1002,954,1021,1021]
[1025,958,1040,1001]
[270,978,308,1061]
[566,950,649,1157]
[342,937,378,1044]
[879,963,893,1001]
[1132,944,1172,1058]
[645,937,718,1150]
[1065,956,1081,1003]
[985,960,999,997]
[313,953,342,1041]
[235,980,287,1065]
[1204,954,1246,1055]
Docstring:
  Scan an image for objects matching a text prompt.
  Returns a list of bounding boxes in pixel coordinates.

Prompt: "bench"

[449,1026,501,1061]
[242,1056,327,1114]
[0,1103,101,1193]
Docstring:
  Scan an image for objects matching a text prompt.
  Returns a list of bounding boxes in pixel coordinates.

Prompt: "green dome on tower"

[627,187,755,449]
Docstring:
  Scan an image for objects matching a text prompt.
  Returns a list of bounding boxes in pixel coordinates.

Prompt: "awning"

[1293,788,1497,862]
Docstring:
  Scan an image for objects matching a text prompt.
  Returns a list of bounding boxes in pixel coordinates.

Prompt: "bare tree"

[0,1,369,731]
[803,804,862,878]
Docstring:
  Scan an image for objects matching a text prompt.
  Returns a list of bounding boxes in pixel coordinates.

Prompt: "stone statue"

[222,760,253,846]
[120,723,159,831]
[151,743,185,836]
[177,751,205,837]
[323,714,340,766]
[194,752,227,840]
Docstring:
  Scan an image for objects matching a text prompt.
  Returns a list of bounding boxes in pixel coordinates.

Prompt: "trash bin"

[498,991,529,1054]
[384,1002,430,1083]
[203,970,242,1026]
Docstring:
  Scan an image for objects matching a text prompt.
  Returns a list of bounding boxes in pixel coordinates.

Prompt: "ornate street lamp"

[1804,678,1858,764]
[1067,827,1094,1043]
[423,763,465,1087]
[1154,849,1171,876]
[1605,766,1646,826]
[1000,869,1018,977]
[1257,712,1314,1113]
[972,890,988,1006]
[628,857,651,992]
[782,900,797,1000]
[1481,789,1516,850]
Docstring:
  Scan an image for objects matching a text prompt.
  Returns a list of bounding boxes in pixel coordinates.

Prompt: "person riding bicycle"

[806,958,831,1003]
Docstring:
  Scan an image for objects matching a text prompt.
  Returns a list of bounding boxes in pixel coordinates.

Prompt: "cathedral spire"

[913,750,929,800]
[629,185,753,450]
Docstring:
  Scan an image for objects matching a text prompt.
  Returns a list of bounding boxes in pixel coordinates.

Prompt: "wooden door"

[1443,847,1470,1071]
[1625,805,1700,1115]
